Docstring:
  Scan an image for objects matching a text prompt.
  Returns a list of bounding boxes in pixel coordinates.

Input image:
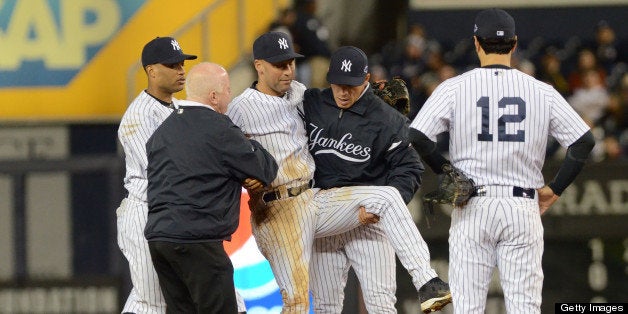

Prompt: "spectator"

[291,0,332,88]
[539,51,570,96]
[268,7,297,41]
[568,68,611,161]
[568,68,611,126]
[568,48,607,93]
[592,20,621,73]
[600,73,628,159]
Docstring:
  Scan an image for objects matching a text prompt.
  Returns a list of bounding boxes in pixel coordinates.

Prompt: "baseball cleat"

[419,277,452,313]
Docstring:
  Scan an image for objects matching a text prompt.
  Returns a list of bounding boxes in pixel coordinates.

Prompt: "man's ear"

[254,60,263,73]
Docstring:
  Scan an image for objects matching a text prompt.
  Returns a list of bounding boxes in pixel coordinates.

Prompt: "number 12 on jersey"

[477,96,526,142]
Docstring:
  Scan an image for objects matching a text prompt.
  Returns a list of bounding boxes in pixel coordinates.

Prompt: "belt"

[471,185,536,199]
[262,181,312,204]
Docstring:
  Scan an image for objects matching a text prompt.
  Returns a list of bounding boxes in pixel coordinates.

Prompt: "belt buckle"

[261,190,274,205]
[513,186,535,199]
[475,185,486,197]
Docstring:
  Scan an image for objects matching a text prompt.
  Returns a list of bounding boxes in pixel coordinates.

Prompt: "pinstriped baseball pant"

[252,185,437,313]
[117,198,167,314]
[310,223,397,313]
[449,197,544,314]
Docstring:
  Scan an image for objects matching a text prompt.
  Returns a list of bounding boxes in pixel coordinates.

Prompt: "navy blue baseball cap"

[141,37,197,67]
[253,31,303,63]
[474,8,516,39]
[326,46,369,86]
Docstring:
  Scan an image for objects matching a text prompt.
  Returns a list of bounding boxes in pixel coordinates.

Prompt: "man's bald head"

[185,62,232,113]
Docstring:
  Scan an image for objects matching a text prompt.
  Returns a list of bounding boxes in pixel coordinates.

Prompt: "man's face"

[255,59,296,96]
[147,61,187,94]
[330,80,367,109]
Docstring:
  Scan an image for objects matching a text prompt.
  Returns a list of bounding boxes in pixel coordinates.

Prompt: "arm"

[385,124,424,204]
[539,130,595,213]
[408,128,450,174]
[222,123,278,186]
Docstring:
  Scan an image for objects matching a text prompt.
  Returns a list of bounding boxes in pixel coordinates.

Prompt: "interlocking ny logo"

[171,39,182,51]
[341,59,352,72]
[278,38,289,49]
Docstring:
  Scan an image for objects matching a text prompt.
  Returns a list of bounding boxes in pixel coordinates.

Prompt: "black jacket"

[303,86,423,204]
[145,106,278,243]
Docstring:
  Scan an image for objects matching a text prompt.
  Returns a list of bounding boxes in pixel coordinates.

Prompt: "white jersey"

[117,91,174,313]
[410,67,590,188]
[226,80,315,188]
[118,91,174,201]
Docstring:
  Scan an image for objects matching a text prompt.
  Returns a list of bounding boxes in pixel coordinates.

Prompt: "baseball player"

[117,37,246,313]
[409,9,595,313]
[227,31,450,313]
[304,46,450,313]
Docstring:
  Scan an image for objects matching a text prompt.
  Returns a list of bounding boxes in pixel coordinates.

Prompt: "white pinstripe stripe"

[118,91,171,313]
[117,198,166,313]
[311,224,397,313]
[313,186,437,289]
[449,197,543,314]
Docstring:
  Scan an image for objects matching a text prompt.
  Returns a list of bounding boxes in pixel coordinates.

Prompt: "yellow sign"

[0,0,288,121]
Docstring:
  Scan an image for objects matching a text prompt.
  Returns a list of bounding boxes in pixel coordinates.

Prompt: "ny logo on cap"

[278,38,289,49]
[171,39,182,51]
[341,59,352,72]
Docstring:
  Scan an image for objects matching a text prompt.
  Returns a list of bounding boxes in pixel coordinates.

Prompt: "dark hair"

[476,36,517,54]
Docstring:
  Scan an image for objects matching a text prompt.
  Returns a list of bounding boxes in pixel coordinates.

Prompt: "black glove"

[424,164,476,208]
[372,77,410,116]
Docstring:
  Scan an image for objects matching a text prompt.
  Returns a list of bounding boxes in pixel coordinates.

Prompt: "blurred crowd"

[269,3,628,162]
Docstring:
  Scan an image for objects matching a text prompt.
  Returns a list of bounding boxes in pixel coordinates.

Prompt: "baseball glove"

[424,164,476,208]
[372,77,410,116]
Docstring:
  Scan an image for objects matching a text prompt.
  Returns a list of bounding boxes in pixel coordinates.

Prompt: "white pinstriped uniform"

[311,224,396,313]
[117,91,246,313]
[227,81,437,313]
[410,67,590,313]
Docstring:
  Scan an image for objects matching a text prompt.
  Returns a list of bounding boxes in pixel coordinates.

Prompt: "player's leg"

[343,224,397,314]
[449,198,499,314]
[496,199,544,314]
[116,199,166,314]
[310,235,351,313]
[250,190,316,313]
[313,187,442,295]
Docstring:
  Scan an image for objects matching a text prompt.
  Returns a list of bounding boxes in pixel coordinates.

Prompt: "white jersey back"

[118,91,174,201]
[410,67,590,188]
[226,80,315,188]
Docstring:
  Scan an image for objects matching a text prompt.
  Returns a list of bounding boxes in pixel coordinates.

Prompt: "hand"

[358,206,380,225]
[537,186,559,215]
[243,178,265,194]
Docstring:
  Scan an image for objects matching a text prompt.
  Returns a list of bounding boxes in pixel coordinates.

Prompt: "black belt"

[471,186,535,199]
[262,181,312,204]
